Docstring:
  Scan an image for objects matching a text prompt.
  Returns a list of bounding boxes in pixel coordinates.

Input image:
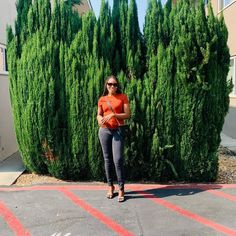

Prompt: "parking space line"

[126,184,236,191]
[0,201,31,236]
[58,188,134,236]
[0,184,236,235]
[201,189,236,202]
[134,190,236,236]
[0,183,236,192]
[0,185,108,192]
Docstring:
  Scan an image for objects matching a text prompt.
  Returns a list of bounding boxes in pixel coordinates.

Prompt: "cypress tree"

[143,0,173,180]
[143,0,231,181]
[200,3,231,180]
[118,0,129,72]
[97,0,113,64]
[126,0,143,79]
[111,0,122,74]
[144,0,163,61]
[7,0,230,182]
[169,0,231,181]
[7,0,81,178]
[14,0,32,56]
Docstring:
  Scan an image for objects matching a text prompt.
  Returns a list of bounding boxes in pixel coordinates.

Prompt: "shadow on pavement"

[124,184,224,201]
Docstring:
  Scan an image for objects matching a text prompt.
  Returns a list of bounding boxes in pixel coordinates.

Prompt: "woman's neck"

[108,93,116,96]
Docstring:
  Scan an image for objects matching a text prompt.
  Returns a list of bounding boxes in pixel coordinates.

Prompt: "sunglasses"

[107,83,118,87]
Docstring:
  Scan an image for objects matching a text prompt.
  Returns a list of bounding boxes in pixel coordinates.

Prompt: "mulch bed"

[13,146,236,186]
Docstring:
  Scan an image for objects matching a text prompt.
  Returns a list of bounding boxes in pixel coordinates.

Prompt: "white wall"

[0,74,18,162]
[0,1,17,162]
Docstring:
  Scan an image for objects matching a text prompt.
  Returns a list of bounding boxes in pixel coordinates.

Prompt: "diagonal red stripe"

[59,188,134,236]
[202,189,236,202]
[135,190,236,236]
[0,201,30,236]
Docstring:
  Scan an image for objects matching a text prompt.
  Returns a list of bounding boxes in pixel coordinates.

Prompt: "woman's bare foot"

[106,185,115,199]
[118,189,125,202]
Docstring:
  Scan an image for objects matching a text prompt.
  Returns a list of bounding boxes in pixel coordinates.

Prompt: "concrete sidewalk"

[0,183,236,236]
[221,133,236,153]
[0,152,25,186]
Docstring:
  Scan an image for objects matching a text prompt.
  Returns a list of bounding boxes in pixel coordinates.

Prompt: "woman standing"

[97,75,131,202]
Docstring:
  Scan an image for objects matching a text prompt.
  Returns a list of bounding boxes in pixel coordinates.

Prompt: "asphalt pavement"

[0,183,236,236]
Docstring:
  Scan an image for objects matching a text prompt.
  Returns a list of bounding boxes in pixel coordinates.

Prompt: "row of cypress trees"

[7,0,231,181]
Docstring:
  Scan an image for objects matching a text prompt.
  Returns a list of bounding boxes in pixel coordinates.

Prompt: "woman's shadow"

[124,184,223,201]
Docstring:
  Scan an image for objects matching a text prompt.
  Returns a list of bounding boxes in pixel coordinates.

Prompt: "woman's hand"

[97,115,104,126]
[101,113,115,124]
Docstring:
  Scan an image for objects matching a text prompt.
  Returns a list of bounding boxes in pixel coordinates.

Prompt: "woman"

[97,75,131,202]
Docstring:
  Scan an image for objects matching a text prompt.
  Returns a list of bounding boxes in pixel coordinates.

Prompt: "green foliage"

[7,0,231,182]
[7,0,81,178]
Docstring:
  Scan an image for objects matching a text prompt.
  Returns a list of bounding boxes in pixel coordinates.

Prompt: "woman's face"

[106,77,118,95]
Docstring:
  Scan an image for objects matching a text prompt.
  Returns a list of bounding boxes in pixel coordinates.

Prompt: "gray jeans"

[98,127,125,190]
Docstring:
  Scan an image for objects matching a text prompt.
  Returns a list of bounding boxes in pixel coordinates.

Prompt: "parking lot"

[0,183,236,236]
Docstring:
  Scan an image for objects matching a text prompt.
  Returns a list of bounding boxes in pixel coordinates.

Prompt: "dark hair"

[102,75,122,96]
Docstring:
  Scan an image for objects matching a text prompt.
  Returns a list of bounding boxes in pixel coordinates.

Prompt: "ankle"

[108,185,114,191]
[119,189,124,195]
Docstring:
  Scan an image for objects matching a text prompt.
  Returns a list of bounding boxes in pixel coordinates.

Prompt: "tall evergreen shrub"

[143,0,231,181]
[7,0,231,182]
[7,0,81,178]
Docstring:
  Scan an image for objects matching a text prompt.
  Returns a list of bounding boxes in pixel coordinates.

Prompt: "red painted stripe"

[135,191,236,236]
[0,201,30,236]
[0,183,236,192]
[0,185,108,191]
[59,188,134,236]
[202,189,236,202]
[127,184,236,190]
[66,183,236,190]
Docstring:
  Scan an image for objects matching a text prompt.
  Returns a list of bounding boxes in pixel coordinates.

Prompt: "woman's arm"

[97,106,104,126]
[114,103,131,120]
[98,104,116,125]
[97,102,131,125]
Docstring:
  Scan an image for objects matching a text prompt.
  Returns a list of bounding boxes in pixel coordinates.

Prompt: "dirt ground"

[13,146,236,186]
[217,146,236,183]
